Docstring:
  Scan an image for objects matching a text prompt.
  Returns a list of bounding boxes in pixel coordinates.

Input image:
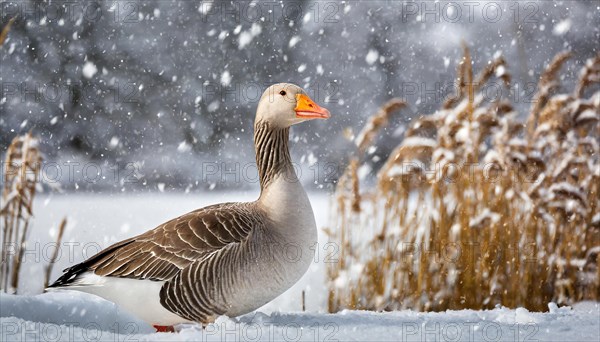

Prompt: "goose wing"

[48,202,260,287]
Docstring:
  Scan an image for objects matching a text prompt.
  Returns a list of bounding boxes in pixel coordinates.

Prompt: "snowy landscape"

[3,292,599,341]
[2,194,598,341]
[2,1,600,341]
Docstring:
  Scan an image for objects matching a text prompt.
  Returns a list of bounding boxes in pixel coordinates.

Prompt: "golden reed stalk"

[1,133,42,294]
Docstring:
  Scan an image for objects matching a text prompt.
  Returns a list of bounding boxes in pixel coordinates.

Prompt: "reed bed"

[328,48,600,312]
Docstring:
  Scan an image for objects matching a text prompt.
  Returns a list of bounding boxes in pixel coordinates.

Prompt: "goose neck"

[254,121,295,191]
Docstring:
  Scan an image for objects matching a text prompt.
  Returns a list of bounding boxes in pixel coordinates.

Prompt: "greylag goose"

[48,83,330,329]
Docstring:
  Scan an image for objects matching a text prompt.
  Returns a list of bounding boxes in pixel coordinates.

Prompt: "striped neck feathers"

[253,121,295,189]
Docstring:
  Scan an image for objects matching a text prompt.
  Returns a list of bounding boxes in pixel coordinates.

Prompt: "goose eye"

[279,90,286,96]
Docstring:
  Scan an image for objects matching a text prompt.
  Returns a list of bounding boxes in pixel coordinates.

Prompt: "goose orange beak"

[295,94,330,119]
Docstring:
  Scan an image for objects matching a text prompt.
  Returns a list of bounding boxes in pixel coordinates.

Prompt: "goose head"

[255,83,330,127]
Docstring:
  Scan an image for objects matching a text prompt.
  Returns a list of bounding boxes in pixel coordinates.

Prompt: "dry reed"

[1,133,42,294]
[43,217,67,290]
[0,17,16,46]
[328,48,600,312]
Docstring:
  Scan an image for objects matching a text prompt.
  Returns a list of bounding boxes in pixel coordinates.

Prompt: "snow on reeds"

[1,133,42,294]
[327,48,600,312]
[1,133,67,294]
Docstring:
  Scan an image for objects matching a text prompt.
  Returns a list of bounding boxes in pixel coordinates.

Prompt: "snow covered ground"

[1,192,599,341]
[2,292,598,341]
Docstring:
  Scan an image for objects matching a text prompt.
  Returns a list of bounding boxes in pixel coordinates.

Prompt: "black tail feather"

[46,239,136,288]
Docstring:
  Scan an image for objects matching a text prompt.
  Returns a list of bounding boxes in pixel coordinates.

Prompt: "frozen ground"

[1,192,599,341]
[2,292,598,341]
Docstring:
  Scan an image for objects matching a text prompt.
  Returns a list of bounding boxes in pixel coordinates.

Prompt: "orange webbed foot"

[153,325,175,333]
